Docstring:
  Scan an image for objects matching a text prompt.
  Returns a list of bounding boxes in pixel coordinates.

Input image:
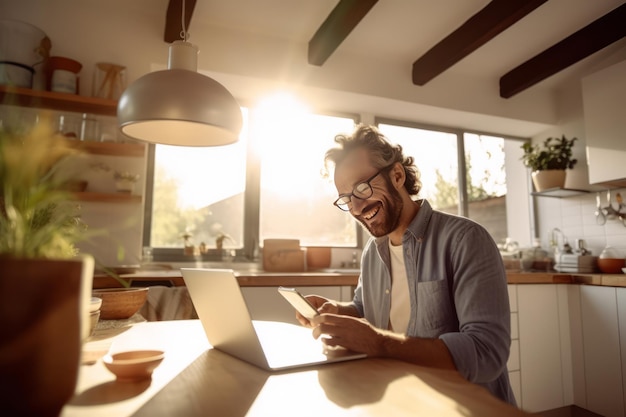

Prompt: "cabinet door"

[580,285,623,417]
[517,285,567,412]
[582,59,626,186]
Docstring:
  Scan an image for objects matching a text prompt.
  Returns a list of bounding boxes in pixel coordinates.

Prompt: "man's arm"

[312,313,457,370]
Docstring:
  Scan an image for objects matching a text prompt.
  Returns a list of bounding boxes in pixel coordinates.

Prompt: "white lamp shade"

[117,68,243,147]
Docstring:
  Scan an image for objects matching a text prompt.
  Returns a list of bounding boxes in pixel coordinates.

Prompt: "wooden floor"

[537,406,603,417]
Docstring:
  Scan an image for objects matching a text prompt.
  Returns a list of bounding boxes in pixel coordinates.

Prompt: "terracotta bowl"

[103,350,164,381]
[92,287,148,320]
[597,258,626,274]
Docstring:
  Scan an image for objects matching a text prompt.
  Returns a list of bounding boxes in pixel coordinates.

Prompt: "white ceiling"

[186,0,624,90]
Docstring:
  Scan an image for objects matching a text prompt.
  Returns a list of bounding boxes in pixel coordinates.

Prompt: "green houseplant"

[520,135,578,191]
[0,117,96,416]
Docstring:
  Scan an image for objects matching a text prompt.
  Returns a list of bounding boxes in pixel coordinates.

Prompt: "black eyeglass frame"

[333,169,385,211]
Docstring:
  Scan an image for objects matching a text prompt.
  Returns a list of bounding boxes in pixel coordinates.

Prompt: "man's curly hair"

[323,124,421,196]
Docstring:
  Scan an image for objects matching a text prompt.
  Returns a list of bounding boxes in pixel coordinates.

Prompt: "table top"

[63,320,531,417]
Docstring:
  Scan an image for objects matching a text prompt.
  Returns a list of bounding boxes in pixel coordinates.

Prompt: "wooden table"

[62,320,533,416]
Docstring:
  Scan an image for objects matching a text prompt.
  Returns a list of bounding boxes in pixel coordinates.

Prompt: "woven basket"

[93,287,148,320]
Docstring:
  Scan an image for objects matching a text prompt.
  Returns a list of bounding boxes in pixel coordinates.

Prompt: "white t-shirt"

[389,240,410,334]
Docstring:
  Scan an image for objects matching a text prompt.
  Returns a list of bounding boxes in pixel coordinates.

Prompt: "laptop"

[181,268,366,371]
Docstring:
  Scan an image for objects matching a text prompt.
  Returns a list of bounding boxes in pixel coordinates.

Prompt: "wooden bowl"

[92,287,148,320]
[103,350,164,381]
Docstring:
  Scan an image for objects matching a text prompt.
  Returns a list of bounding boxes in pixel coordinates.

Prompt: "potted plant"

[520,135,578,191]
[0,116,95,416]
[113,170,140,193]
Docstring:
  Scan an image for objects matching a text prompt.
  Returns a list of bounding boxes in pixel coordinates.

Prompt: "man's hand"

[310,313,387,357]
[295,295,339,327]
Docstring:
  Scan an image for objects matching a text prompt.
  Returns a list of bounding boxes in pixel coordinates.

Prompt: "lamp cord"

[180,0,188,41]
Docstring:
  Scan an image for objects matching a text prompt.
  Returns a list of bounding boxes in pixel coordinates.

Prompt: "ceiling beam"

[500,3,626,98]
[412,0,548,86]
[308,0,378,66]
[164,0,197,43]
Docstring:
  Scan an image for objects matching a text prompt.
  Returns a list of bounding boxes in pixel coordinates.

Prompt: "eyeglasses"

[333,170,384,211]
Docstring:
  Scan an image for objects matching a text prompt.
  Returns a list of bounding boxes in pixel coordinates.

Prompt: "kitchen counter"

[93,269,361,289]
[94,269,626,289]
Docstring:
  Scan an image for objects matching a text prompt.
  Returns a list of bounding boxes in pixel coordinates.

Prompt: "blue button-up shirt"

[353,199,516,405]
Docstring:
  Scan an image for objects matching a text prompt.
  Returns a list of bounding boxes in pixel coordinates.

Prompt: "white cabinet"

[618,288,626,416]
[507,285,521,405]
[241,286,353,325]
[514,284,573,413]
[582,59,626,187]
[579,285,625,417]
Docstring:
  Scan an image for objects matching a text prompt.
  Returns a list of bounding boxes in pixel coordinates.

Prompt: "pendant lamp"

[117,40,242,146]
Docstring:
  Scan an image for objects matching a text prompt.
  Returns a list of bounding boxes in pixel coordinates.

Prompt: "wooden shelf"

[0,85,118,116]
[66,140,145,157]
[73,192,142,203]
[531,187,590,198]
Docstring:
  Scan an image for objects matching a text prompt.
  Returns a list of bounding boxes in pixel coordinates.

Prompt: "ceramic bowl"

[88,310,100,337]
[88,297,102,337]
[597,258,626,274]
[103,350,164,381]
[89,297,102,313]
[92,287,148,320]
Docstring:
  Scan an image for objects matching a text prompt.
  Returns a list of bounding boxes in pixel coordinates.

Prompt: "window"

[144,102,526,262]
[377,120,522,244]
[145,100,358,261]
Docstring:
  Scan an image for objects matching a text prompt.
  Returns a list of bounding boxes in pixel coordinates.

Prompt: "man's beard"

[356,183,403,238]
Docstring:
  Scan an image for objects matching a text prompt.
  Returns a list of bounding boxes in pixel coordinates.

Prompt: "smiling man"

[296,124,516,406]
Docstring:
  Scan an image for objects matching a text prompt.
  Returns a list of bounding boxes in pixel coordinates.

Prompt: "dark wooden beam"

[164,0,197,43]
[308,0,378,66]
[500,3,626,98]
[412,0,548,85]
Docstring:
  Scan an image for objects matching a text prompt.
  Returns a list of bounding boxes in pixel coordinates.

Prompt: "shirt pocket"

[416,279,455,336]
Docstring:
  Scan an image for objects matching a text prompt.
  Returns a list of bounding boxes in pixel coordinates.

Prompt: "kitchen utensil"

[595,192,606,225]
[616,193,626,227]
[603,190,618,220]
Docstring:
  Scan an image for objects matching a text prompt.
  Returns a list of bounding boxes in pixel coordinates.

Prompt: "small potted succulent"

[520,135,578,191]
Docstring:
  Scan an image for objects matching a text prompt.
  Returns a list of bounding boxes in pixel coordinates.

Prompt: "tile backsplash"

[536,187,626,258]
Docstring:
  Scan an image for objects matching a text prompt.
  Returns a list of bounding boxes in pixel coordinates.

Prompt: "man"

[297,124,515,405]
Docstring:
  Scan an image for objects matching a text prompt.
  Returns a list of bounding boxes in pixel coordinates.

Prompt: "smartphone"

[277,287,319,320]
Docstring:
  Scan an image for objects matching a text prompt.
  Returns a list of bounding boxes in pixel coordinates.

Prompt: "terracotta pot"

[0,255,94,417]
[306,247,332,269]
[531,169,566,191]
[93,287,148,320]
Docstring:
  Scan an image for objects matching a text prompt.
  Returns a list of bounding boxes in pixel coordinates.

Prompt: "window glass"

[256,109,357,246]
[150,109,249,250]
[464,133,508,243]
[377,123,460,213]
